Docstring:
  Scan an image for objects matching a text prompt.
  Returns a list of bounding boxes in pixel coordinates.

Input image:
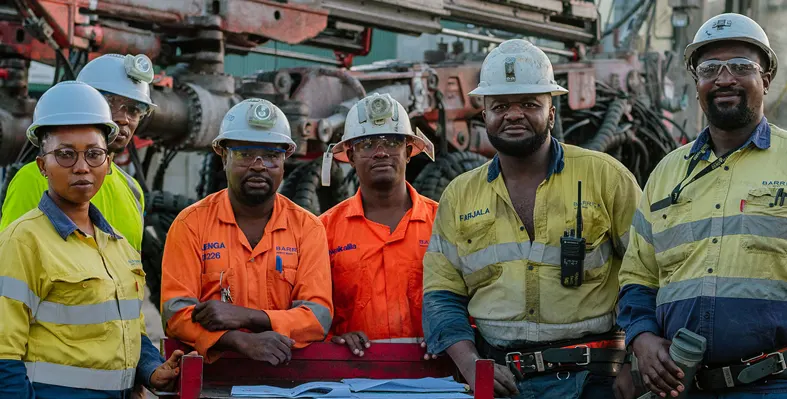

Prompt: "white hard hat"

[77,54,156,107]
[330,93,435,163]
[469,39,568,97]
[684,13,778,77]
[320,93,435,186]
[27,81,119,147]
[212,98,296,157]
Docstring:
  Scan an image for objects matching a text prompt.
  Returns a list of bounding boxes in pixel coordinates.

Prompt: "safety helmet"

[469,39,568,97]
[26,81,119,147]
[330,93,435,163]
[684,13,778,78]
[77,53,156,107]
[212,98,297,157]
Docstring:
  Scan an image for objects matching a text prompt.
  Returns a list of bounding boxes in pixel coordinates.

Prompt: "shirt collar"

[345,182,429,222]
[38,192,122,240]
[690,116,771,160]
[487,136,565,183]
[217,189,288,232]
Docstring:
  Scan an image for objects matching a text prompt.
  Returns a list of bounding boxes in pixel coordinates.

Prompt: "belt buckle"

[766,352,787,375]
[505,351,545,372]
[574,345,591,366]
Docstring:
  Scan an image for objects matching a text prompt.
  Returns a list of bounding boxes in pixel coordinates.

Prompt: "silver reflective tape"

[0,276,41,312]
[35,299,141,325]
[461,240,613,275]
[656,276,787,306]
[653,214,787,254]
[25,361,135,391]
[632,210,653,245]
[475,312,615,345]
[427,234,461,270]
[615,230,631,258]
[161,296,199,324]
[292,300,332,335]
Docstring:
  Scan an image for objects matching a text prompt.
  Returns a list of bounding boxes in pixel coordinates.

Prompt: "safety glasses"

[227,146,286,168]
[102,93,151,120]
[42,147,109,168]
[351,135,406,158]
[695,58,763,80]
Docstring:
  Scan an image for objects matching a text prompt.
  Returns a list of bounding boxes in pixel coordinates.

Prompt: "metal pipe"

[440,28,576,58]
[226,44,342,66]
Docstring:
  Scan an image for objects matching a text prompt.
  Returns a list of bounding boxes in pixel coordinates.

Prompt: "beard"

[233,174,275,206]
[487,125,550,157]
[705,88,757,130]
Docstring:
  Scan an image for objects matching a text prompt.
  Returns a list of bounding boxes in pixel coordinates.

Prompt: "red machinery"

[163,338,496,399]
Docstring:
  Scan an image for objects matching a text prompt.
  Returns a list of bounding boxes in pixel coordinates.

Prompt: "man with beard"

[0,54,154,252]
[422,38,642,398]
[160,99,333,365]
[615,13,787,399]
[318,93,438,357]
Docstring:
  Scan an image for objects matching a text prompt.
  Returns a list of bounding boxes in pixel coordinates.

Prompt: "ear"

[482,109,487,123]
[762,72,772,94]
[548,104,556,130]
[347,149,356,169]
[36,156,46,178]
[405,144,413,163]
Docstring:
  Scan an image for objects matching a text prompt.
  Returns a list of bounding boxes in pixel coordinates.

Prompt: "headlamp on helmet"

[124,54,154,84]
[367,95,394,125]
[247,101,277,129]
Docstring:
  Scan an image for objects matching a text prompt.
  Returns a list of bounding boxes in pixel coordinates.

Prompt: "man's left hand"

[421,341,438,361]
[149,350,198,392]
[192,300,250,331]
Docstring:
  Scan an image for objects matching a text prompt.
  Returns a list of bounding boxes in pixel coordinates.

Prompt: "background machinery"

[0,0,689,307]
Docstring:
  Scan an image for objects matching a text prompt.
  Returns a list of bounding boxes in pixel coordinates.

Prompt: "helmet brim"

[685,37,779,77]
[212,130,297,158]
[469,83,569,97]
[26,113,119,147]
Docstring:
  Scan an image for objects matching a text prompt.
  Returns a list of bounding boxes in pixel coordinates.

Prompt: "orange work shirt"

[160,190,333,360]
[319,183,437,342]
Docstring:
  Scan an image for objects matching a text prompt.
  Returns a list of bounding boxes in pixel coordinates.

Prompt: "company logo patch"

[762,181,787,186]
[574,200,601,209]
[329,243,357,256]
[419,239,430,247]
[276,246,298,256]
[128,259,142,266]
[459,208,490,222]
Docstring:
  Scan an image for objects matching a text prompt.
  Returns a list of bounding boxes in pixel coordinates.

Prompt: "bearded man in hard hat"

[616,13,787,399]
[422,38,642,398]
[160,99,333,365]
[0,80,189,398]
[318,93,439,358]
[0,54,155,252]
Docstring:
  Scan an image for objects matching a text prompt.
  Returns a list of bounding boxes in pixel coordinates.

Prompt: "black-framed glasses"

[227,146,286,168]
[695,58,763,80]
[102,93,151,120]
[351,135,406,158]
[42,147,109,168]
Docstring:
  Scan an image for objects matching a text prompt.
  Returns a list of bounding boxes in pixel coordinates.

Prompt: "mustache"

[242,174,272,185]
[709,87,745,98]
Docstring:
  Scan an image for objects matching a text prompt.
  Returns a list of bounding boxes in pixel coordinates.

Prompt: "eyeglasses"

[42,147,109,168]
[351,135,406,158]
[227,146,286,167]
[102,93,151,120]
[695,58,763,80]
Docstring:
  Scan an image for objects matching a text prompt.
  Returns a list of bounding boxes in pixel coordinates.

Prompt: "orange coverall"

[319,183,437,342]
[160,190,333,360]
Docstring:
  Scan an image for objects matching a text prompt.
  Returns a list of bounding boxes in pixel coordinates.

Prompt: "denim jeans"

[511,370,615,399]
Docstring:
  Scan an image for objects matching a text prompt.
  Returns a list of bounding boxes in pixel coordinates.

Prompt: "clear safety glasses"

[351,135,406,158]
[227,145,286,168]
[695,58,763,80]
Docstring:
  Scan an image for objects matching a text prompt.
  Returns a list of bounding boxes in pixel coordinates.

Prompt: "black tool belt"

[696,349,787,391]
[476,330,627,380]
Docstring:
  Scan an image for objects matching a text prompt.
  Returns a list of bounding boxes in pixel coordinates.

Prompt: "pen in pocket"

[276,255,283,273]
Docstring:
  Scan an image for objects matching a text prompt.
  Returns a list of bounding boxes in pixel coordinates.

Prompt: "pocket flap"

[50,270,103,284]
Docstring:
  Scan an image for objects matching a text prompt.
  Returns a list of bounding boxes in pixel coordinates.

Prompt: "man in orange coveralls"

[318,93,438,358]
[160,99,333,366]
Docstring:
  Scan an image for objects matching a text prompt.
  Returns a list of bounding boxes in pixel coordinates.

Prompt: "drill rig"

[0,0,686,307]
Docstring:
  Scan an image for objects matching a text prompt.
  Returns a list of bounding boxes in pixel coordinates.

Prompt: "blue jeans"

[512,370,614,399]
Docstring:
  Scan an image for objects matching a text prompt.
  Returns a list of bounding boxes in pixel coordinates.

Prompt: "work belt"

[476,330,627,380]
[695,348,787,391]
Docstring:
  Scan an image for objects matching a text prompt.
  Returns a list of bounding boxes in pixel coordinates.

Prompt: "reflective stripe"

[292,300,332,335]
[632,209,653,245]
[161,296,199,324]
[613,230,631,258]
[35,299,141,325]
[657,276,787,306]
[25,361,135,391]
[116,166,143,220]
[371,337,424,344]
[429,235,613,276]
[476,312,615,345]
[653,214,787,254]
[0,276,41,311]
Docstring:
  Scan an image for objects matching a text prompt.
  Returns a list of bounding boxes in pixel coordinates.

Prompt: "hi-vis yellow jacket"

[0,193,159,398]
[423,137,641,353]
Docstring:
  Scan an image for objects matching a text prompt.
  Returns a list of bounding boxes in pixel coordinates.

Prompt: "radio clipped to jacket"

[561,180,586,287]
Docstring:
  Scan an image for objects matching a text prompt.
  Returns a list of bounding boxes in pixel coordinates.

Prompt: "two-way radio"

[560,180,586,288]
